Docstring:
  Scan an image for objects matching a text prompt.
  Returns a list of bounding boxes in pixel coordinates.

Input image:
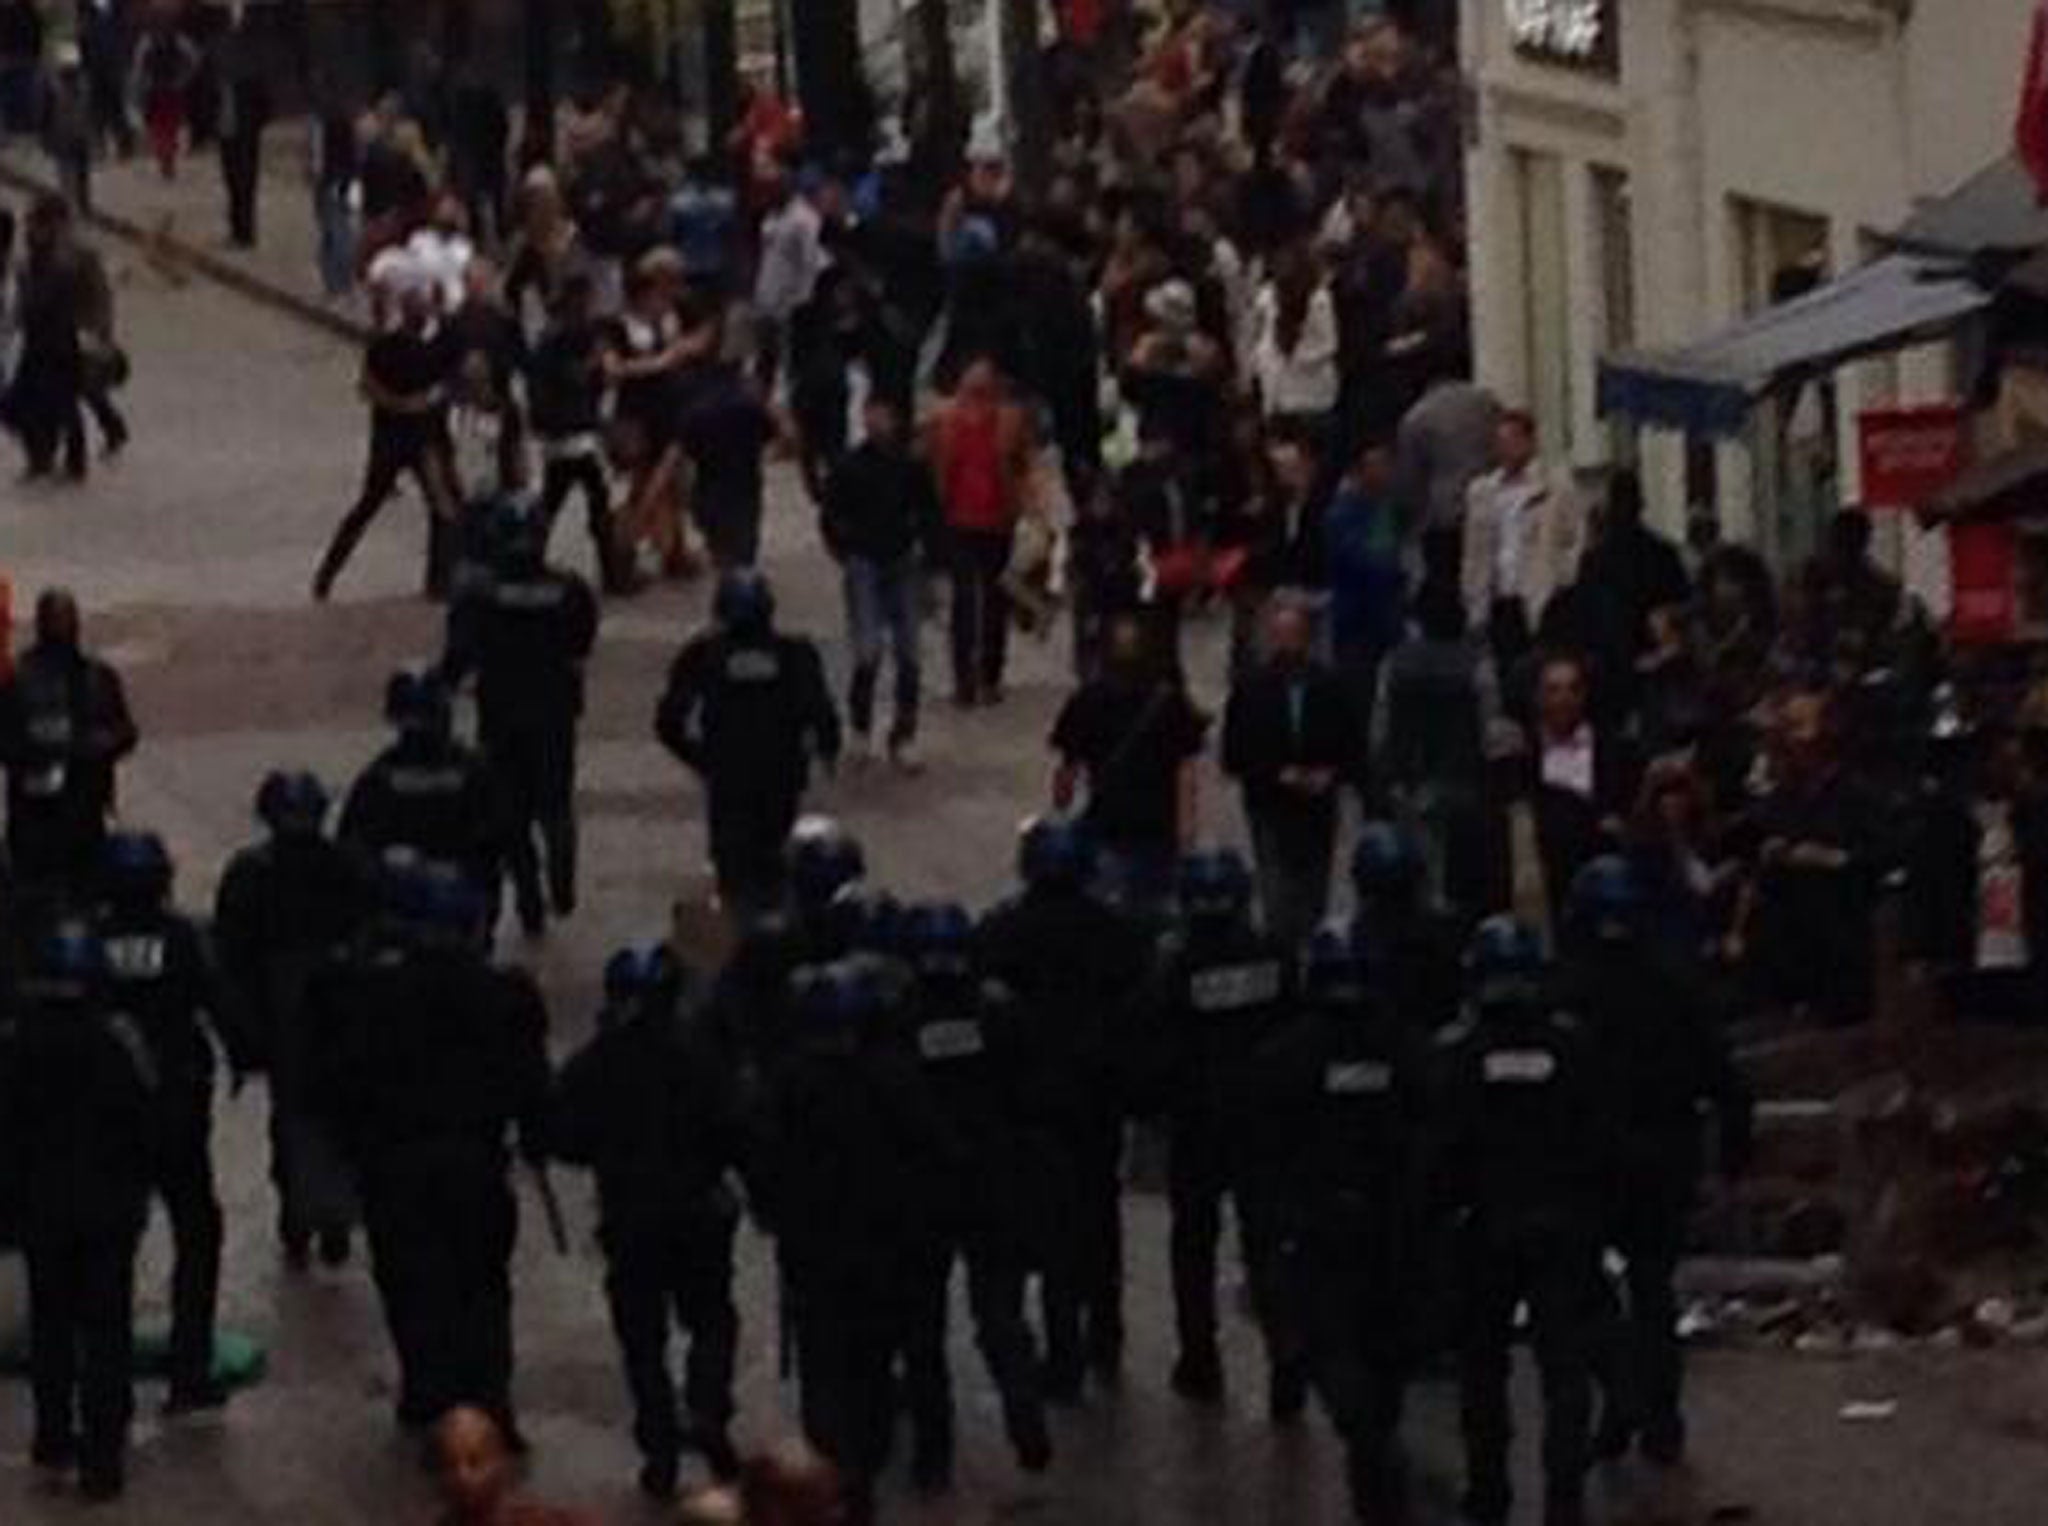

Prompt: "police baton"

[527,1160,572,1257]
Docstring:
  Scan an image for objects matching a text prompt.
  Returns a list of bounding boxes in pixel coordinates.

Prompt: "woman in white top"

[1251,239,1340,439]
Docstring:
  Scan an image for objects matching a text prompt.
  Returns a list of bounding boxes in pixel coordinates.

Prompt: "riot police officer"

[759,956,950,1526]
[0,923,154,1500]
[894,901,1052,1490]
[312,857,551,1435]
[443,497,600,937]
[976,816,1150,1397]
[1437,917,1611,1526]
[214,771,370,1267]
[0,589,138,907]
[1349,821,1466,1035]
[1563,856,1751,1468]
[706,816,867,1090]
[340,669,503,907]
[1258,923,1428,1521]
[656,570,841,920]
[1142,848,1304,1415]
[95,831,240,1413]
[550,944,746,1499]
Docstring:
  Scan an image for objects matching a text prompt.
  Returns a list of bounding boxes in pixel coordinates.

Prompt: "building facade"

[1463,0,2038,563]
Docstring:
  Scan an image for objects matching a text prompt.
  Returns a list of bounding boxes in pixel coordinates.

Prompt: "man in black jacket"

[0,923,155,1501]
[656,571,841,919]
[443,499,600,938]
[0,588,139,908]
[821,391,939,771]
[551,945,744,1499]
[95,831,242,1414]
[1223,598,1361,947]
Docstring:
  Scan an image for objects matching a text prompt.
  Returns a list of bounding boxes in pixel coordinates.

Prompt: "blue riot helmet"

[1350,821,1423,907]
[1178,848,1254,924]
[487,493,547,572]
[791,957,889,1041]
[1465,915,1547,1011]
[385,667,453,739]
[786,816,866,911]
[714,569,775,638]
[1017,815,1094,892]
[102,830,173,906]
[380,852,486,941]
[1565,855,1646,952]
[898,901,975,980]
[602,942,684,1025]
[825,883,902,956]
[257,770,330,838]
[1302,921,1375,1010]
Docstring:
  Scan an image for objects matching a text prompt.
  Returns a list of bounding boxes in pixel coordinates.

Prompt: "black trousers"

[12,359,86,476]
[603,1214,740,1466]
[1299,1211,1412,1514]
[27,1219,141,1474]
[539,454,628,590]
[152,1098,224,1396]
[361,1163,517,1427]
[485,723,578,929]
[1595,1192,1689,1454]
[705,782,798,918]
[901,1218,1046,1467]
[1247,799,1338,952]
[788,1257,907,1526]
[1457,1218,1602,1522]
[220,127,263,245]
[1166,1124,1296,1374]
[316,430,456,598]
[1041,1111,1126,1383]
[948,528,1013,702]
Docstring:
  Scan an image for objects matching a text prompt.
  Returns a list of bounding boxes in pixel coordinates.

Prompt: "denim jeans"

[843,555,922,744]
[315,184,357,299]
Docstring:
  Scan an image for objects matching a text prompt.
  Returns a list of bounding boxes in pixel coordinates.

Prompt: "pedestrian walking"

[821,390,938,771]
[928,359,1035,707]
[133,21,198,181]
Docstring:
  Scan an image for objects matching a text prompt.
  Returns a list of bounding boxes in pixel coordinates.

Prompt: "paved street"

[0,224,2045,1525]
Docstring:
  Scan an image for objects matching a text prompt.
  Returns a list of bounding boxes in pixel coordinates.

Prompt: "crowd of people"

[1,0,2044,1523]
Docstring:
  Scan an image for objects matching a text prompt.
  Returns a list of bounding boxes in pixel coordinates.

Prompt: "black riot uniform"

[1437,917,1613,1526]
[94,832,241,1411]
[339,669,503,903]
[975,816,1150,1395]
[0,593,138,904]
[311,863,551,1433]
[759,956,952,1526]
[1349,821,1468,1035]
[895,903,1053,1489]
[214,771,370,1266]
[443,500,600,937]
[1257,923,1429,1521]
[550,945,745,1500]
[656,571,841,918]
[1563,857,1751,1467]
[0,925,153,1500]
[1140,849,1304,1414]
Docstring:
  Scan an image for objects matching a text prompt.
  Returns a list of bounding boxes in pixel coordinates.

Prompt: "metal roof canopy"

[1597,254,1992,438]
[1892,155,2048,261]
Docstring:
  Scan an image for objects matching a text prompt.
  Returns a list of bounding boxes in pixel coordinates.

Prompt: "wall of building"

[1463,0,2041,555]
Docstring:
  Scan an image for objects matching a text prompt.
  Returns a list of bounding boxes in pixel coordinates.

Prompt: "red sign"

[1859,405,1967,510]
[1951,521,2018,644]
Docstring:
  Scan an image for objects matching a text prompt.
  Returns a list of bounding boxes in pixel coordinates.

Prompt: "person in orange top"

[926,359,1034,707]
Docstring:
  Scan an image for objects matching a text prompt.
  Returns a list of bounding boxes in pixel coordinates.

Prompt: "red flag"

[2018,1,2048,204]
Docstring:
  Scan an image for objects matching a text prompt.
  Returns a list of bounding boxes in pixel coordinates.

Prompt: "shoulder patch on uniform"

[1483,1049,1557,1085]
[918,1018,986,1062]
[1325,1060,1393,1095]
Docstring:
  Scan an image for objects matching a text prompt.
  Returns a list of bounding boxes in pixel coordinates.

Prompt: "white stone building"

[1462,0,2041,563]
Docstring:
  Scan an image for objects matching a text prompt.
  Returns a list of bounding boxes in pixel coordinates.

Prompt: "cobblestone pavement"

[0,216,2046,1526]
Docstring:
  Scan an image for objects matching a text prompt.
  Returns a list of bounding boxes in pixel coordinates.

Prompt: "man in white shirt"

[752,169,828,393]
[1461,409,1585,669]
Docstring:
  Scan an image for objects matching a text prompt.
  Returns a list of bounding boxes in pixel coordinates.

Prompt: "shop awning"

[1921,442,2048,525]
[1597,255,1992,437]
[1891,156,2048,260]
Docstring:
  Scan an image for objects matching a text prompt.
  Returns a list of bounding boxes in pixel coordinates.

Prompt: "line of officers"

[0,799,1753,1525]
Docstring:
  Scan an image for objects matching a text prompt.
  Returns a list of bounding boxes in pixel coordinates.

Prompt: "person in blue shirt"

[1324,437,1408,739]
